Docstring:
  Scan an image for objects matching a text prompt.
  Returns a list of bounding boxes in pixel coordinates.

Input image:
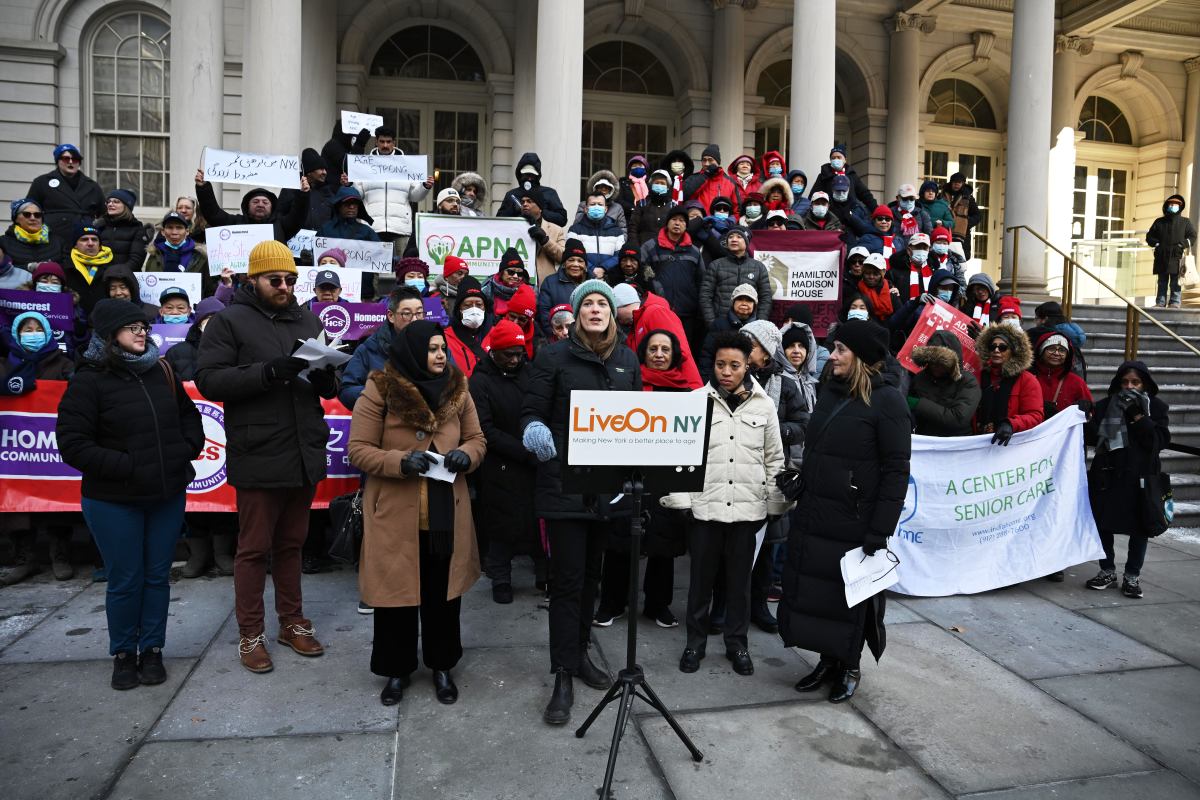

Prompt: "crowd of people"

[0,129,1177,723]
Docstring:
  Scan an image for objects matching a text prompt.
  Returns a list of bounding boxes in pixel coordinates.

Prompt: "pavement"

[2,529,1199,800]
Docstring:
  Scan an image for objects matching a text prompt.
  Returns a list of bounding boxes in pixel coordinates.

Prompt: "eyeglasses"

[1043,345,1068,354]
[989,342,1010,352]
[503,269,525,277]
[900,196,917,202]
[19,211,42,219]
[394,310,425,320]
[122,324,151,335]
[263,275,298,287]
[59,155,81,164]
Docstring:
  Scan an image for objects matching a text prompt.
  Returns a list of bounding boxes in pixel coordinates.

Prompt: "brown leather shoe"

[278,619,324,657]
[238,633,274,673]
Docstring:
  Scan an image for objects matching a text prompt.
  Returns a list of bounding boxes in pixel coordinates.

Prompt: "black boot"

[751,601,779,634]
[48,529,74,581]
[577,648,612,690]
[795,659,839,692]
[829,668,861,703]
[0,532,40,586]
[543,669,573,725]
[111,651,139,690]
[212,533,235,576]
[181,537,212,579]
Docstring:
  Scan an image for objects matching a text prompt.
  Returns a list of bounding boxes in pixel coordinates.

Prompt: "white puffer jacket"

[661,380,792,523]
[357,148,430,236]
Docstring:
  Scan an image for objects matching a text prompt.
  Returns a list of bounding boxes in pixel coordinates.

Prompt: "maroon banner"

[752,229,845,337]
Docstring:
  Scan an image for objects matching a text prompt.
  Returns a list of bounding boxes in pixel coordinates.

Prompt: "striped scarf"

[908,262,932,300]
[12,225,49,245]
[971,301,990,327]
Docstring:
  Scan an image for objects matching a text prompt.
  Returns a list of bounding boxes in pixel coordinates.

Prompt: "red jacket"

[1032,364,1091,415]
[977,368,1044,433]
[443,325,483,377]
[627,293,703,388]
[688,172,744,214]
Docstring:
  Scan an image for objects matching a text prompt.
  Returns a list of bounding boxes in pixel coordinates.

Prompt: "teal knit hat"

[570,279,616,315]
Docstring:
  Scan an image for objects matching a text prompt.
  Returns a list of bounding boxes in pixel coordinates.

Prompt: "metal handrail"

[1007,225,1200,362]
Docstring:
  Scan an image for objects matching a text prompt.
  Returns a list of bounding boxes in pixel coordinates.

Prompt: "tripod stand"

[574,477,703,798]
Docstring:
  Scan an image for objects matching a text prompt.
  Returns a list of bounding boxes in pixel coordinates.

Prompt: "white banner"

[287,229,316,260]
[201,147,301,189]
[138,272,203,307]
[415,214,536,283]
[294,266,365,304]
[890,409,1104,596]
[312,236,394,273]
[347,154,427,183]
[205,224,275,275]
[341,110,383,135]
[567,390,708,467]
[758,249,840,301]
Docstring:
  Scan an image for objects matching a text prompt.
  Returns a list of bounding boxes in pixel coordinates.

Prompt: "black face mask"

[704,164,720,178]
[520,176,540,190]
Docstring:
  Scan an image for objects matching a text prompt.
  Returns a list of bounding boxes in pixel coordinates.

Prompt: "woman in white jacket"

[664,330,791,678]
[357,128,434,252]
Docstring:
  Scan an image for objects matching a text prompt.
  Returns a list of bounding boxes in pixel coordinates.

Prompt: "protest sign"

[138,272,202,307]
[201,147,301,189]
[341,110,383,135]
[889,409,1104,597]
[0,289,74,350]
[424,297,449,325]
[567,390,708,467]
[206,224,274,275]
[294,266,364,304]
[312,236,394,273]
[0,381,358,513]
[754,229,844,337]
[288,229,316,260]
[416,214,536,283]
[149,323,189,353]
[313,301,387,341]
[347,154,427,183]
[896,297,982,377]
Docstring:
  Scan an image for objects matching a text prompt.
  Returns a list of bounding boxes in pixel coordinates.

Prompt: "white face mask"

[670,161,684,175]
[461,307,485,329]
[1002,317,1022,330]
[847,309,869,322]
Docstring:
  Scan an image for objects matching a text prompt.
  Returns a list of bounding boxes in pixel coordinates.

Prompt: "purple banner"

[149,323,190,353]
[324,414,358,478]
[0,289,74,350]
[0,411,80,480]
[313,302,388,341]
[424,297,449,325]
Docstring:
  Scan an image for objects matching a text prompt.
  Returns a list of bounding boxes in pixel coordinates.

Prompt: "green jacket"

[918,197,954,231]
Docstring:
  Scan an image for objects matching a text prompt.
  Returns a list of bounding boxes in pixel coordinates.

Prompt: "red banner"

[752,229,845,338]
[896,298,983,378]
[0,381,359,513]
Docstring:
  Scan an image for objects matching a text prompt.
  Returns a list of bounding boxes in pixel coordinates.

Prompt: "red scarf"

[971,301,990,327]
[670,175,684,202]
[881,234,894,259]
[857,279,894,320]
[899,212,919,237]
[908,261,932,300]
[657,226,692,250]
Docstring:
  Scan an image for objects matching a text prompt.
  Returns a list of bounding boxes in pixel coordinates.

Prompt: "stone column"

[300,0,338,152]
[242,0,303,157]
[169,0,224,203]
[789,0,836,178]
[1001,0,1054,289]
[534,0,584,207]
[1185,56,1200,234]
[884,13,935,199]
[512,0,538,158]
[711,1,752,161]
[1047,36,1092,268]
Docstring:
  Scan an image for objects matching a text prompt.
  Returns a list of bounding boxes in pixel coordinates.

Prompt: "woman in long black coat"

[1083,361,1171,598]
[779,319,911,703]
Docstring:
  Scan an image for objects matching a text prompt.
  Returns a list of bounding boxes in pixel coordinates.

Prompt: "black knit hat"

[702,144,721,162]
[618,241,640,261]
[91,299,149,340]
[833,319,889,365]
[301,148,327,173]
[499,247,525,272]
[562,238,587,263]
[782,325,808,349]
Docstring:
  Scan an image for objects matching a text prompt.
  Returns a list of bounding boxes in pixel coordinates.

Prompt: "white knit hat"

[740,319,783,355]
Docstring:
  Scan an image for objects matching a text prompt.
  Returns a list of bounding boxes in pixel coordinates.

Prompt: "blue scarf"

[83,333,162,374]
[154,236,196,272]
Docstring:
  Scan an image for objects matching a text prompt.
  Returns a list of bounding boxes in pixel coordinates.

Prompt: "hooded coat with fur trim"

[348,363,485,607]
[759,176,795,210]
[451,171,488,218]
[572,170,627,232]
[973,322,1043,434]
[909,330,981,436]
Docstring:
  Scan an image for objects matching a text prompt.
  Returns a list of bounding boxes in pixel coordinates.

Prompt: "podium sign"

[567,390,708,467]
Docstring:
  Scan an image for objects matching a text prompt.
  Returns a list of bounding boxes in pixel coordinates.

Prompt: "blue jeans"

[1156,272,1181,304]
[81,492,186,655]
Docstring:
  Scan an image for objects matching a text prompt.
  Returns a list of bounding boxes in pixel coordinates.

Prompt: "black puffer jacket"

[0,224,62,267]
[163,320,205,381]
[195,284,331,489]
[779,371,911,664]
[628,192,675,247]
[96,214,151,272]
[195,182,309,244]
[56,349,204,503]
[25,168,105,237]
[469,355,539,546]
[810,163,877,210]
[1146,195,1196,276]
[520,331,641,519]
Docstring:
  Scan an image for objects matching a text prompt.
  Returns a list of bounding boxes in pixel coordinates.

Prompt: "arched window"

[926,79,996,129]
[755,60,845,112]
[370,25,485,81]
[88,11,170,207]
[583,41,673,96]
[1077,96,1132,144]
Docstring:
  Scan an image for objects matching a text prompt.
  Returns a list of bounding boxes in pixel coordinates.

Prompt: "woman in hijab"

[348,320,486,707]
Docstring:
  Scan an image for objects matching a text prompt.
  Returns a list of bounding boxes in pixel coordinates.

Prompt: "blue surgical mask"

[847,309,869,322]
[650,183,668,196]
[630,166,646,178]
[35,282,62,293]
[19,331,47,350]
[713,211,729,221]
[744,205,762,219]
[832,190,849,202]
[899,199,915,212]
[932,242,949,255]
[811,204,828,219]
[791,183,805,195]
[162,314,189,324]
[1167,204,1181,214]
[768,166,782,175]
[587,205,605,220]
[830,158,845,170]
[405,278,425,291]
[910,249,929,264]
[937,289,954,302]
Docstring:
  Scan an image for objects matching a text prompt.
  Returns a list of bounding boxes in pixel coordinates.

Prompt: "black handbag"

[327,488,364,564]
[1140,472,1173,538]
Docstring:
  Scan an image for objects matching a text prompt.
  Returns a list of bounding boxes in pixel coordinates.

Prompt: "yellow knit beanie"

[246,239,297,277]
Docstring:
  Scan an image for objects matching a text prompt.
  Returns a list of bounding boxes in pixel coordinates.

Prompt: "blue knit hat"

[9,198,37,220]
[570,279,616,315]
[106,188,137,211]
[53,143,81,161]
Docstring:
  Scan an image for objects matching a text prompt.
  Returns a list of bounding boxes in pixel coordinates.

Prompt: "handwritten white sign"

[205,224,275,275]
[347,154,427,183]
[287,229,317,260]
[294,266,365,304]
[312,236,394,273]
[138,272,203,307]
[341,110,383,135]
[202,147,301,189]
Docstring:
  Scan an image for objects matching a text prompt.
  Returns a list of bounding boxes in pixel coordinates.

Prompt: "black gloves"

[306,365,338,399]
[1076,398,1093,416]
[862,533,888,556]
[265,356,306,383]
[991,420,1014,446]
[401,451,435,477]
[528,225,549,246]
[443,449,472,473]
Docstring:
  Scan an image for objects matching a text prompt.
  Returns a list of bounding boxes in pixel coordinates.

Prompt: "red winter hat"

[444,254,468,278]
[931,226,952,242]
[486,320,527,351]
[999,296,1022,318]
[872,205,893,219]
[507,284,536,319]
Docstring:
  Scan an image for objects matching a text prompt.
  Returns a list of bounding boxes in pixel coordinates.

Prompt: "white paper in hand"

[293,331,352,379]
[840,547,900,608]
[420,452,458,484]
